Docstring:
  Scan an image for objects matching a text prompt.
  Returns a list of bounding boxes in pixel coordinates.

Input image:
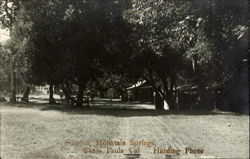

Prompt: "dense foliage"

[0,0,248,112]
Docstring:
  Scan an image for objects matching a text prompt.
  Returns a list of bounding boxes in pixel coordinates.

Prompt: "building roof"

[126,81,152,90]
[175,82,223,92]
[176,84,197,91]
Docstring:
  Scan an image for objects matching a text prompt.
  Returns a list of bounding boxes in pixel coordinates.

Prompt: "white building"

[35,85,49,94]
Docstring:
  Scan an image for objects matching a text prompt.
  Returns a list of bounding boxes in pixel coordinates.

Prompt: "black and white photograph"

[0,0,249,159]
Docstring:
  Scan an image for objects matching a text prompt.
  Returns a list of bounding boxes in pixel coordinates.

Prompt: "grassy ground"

[0,99,249,159]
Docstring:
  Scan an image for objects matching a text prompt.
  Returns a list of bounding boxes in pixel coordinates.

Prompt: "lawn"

[0,100,249,159]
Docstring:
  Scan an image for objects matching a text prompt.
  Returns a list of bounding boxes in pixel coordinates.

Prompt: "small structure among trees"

[0,0,248,114]
[126,81,154,103]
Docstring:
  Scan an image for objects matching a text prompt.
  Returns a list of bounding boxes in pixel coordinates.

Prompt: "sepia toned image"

[0,0,249,159]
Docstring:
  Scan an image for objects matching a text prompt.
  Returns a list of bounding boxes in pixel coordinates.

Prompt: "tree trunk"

[152,81,176,110]
[60,84,70,103]
[100,91,105,98]
[197,85,211,109]
[20,74,30,102]
[9,60,16,103]
[49,84,55,104]
[165,93,177,109]
[145,69,176,110]
[196,64,211,109]
[22,86,30,102]
[154,93,164,110]
[76,84,84,107]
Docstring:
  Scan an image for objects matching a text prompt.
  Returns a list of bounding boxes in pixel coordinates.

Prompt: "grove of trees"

[0,0,248,113]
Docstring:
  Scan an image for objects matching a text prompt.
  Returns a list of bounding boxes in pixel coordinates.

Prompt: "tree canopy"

[0,0,248,112]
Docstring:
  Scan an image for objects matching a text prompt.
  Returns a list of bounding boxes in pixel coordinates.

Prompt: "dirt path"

[115,114,249,159]
[115,115,217,159]
[0,103,249,159]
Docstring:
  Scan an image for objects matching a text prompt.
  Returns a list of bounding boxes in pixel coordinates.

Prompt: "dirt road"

[0,102,249,159]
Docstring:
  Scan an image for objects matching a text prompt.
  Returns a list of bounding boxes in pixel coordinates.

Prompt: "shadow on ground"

[1,99,241,117]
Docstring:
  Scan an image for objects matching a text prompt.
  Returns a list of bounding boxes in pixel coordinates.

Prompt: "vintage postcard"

[0,0,249,159]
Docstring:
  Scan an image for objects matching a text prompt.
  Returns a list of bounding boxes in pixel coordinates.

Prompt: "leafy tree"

[0,0,23,102]
[123,0,191,109]
[15,0,131,106]
[123,0,248,111]
[176,0,248,110]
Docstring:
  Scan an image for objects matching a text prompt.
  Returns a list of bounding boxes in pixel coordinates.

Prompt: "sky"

[0,28,10,44]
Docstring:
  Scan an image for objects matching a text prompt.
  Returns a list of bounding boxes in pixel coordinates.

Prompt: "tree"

[15,0,131,106]
[176,0,248,110]
[0,0,23,103]
[122,0,193,109]
[122,0,248,111]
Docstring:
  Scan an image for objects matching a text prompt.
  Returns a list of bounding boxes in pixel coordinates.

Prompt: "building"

[126,81,154,103]
[35,85,50,94]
